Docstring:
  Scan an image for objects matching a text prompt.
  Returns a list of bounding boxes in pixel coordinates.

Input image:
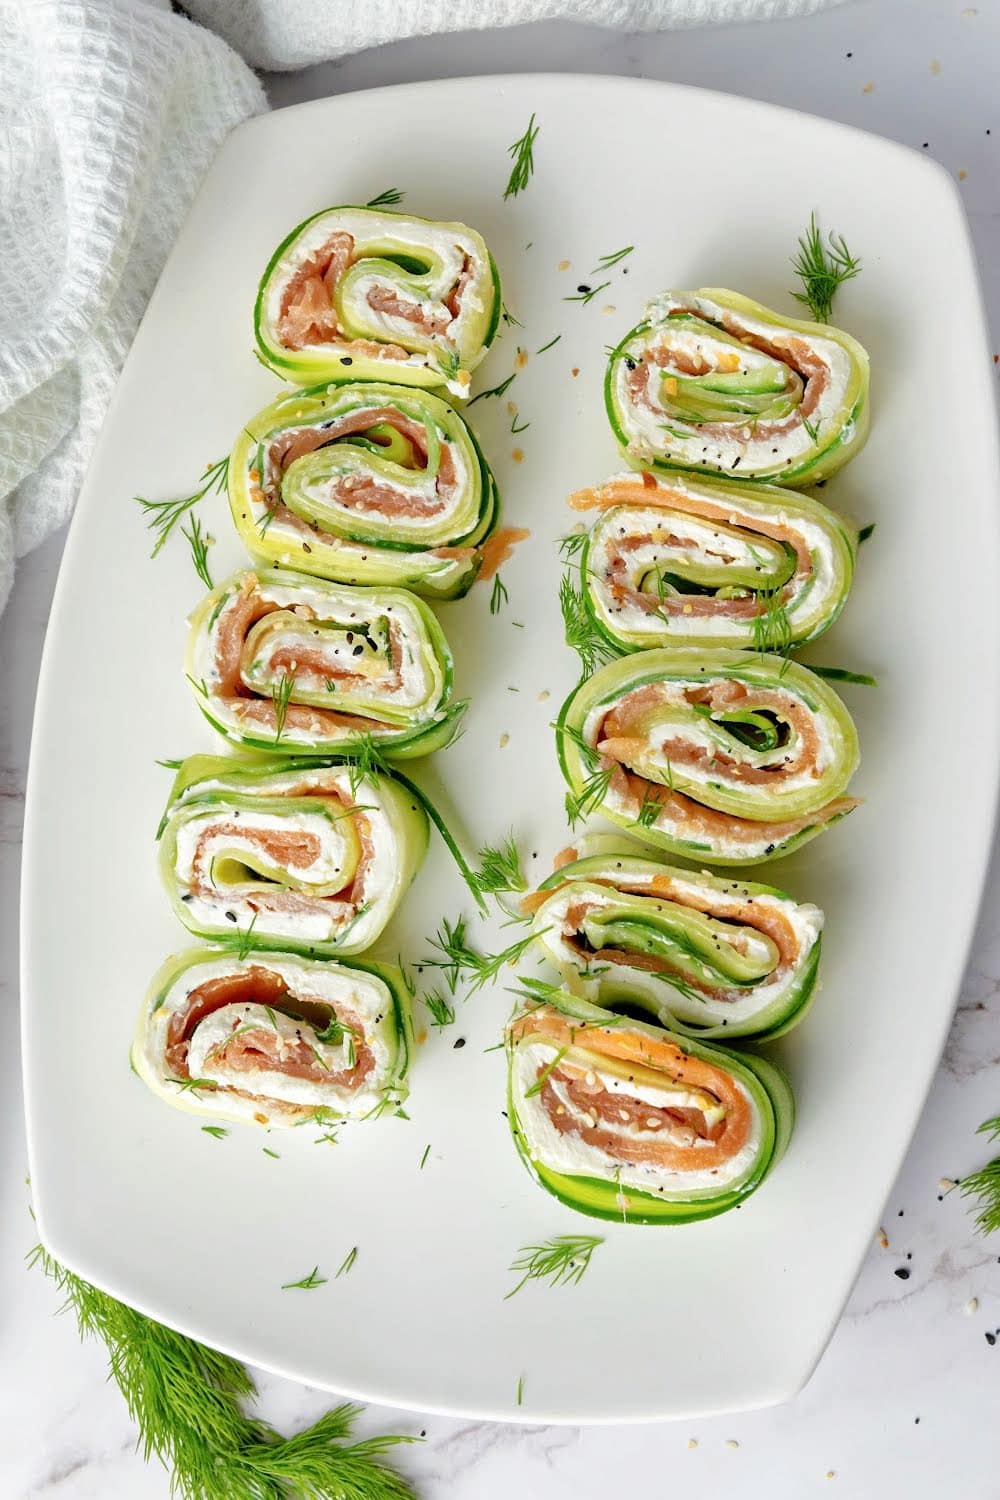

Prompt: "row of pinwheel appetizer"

[495,281,871,1223]
[134,205,505,1128]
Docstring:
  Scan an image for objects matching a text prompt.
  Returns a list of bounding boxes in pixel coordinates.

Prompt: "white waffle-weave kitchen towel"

[0,0,836,614]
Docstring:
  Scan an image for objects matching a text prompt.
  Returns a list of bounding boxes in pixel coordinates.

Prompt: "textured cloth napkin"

[0,0,835,614]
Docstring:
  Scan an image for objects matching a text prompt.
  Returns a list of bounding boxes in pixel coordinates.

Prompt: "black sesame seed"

[894,1267,910,1280]
[225,911,238,923]
[340,356,353,366]
[577,284,591,294]
[987,1331,997,1346]
[181,893,193,903]
[453,1037,466,1049]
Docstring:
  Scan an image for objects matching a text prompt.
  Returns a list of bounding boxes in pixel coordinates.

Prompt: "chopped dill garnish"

[262,1147,280,1159]
[751,589,792,656]
[155,757,185,771]
[490,574,509,616]
[473,831,527,895]
[436,347,463,384]
[336,1246,359,1278]
[558,569,618,679]
[419,1144,431,1170]
[503,113,539,199]
[536,334,562,355]
[635,782,662,828]
[232,912,259,962]
[181,513,213,589]
[859,522,876,543]
[270,672,296,744]
[516,1375,525,1406]
[422,917,541,994]
[468,372,517,405]
[809,665,877,686]
[504,1235,603,1298]
[790,212,861,323]
[135,456,229,558]
[281,1266,327,1291]
[366,187,404,207]
[345,732,393,796]
[510,410,531,435]
[801,414,820,444]
[592,245,633,272]
[422,990,456,1029]
[501,303,523,328]
[558,530,587,561]
[563,280,611,306]
[565,766,614,828]
[201,1125,227,1140]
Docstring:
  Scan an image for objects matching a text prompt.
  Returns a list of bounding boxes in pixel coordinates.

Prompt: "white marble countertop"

[5,0,1000,1494]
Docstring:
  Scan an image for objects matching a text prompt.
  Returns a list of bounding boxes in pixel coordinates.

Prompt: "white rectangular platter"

[22,74,1000,1422]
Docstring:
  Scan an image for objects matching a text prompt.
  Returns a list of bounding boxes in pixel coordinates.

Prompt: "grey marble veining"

[5,2,1000,1495]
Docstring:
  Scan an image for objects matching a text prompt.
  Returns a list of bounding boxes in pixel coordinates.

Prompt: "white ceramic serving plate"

[22,75,1000,1424]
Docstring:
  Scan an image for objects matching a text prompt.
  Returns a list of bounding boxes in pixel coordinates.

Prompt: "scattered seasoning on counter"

[966,1297,979,1315]
[877,1227,889,1249]
[724,1439,740,1451]
[863,81,875,93]
[687,1439,698,1450]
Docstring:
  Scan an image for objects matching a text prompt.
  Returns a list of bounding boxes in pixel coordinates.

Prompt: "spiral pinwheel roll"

[158,754,428,956]
[526,836,821,1039]
[230,382,498,599]
[570,471,856,653]
[606,288,869,486]
[255,206,500,398]
[132,947,413,1126]
[506,990,792,1223]
[187,569,456,757]
[558,649,860,864]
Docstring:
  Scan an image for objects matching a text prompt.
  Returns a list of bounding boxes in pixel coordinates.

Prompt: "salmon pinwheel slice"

[506,993,792,1224]
[230,381,498,600]
[132,947,413,1127]
[605,288,869,486]
[557,648,860,865]
[254,205,500,398]
[187,569,458,758]
[526,834,822,1040]
[569,471,856,653]
[158,753,428,956]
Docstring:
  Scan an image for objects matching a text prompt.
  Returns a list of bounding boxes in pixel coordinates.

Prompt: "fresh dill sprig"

[281,1266,327,1291]
[635,782,662,828]
[592,245,633,272]
[565,767,613,828]
[961,1116,1000,1234]
[232,912,258,962]
[473,831,527,896]
[558,530,587,561]
[468,372,517,405]
[536,334,562,355]
[346,732,393,796]
[436,347,463,384]
[859,522,876,543]
[504,1235,604,1299]
[271,672,296,743]
[135,456,229,558]
[422,990,456,1029]
[501,303,523,328]
[181,513,213,589]
[790,212,861,323]
[336,1246,359,1278]
[366,187,404,207]
[751,588,793,656]
[28,1245,418,1499]
[559,569,618,680]
[809,665,878,686]
[490,575,509,616]
[422,918,541,995]
[801,414,820,444]
[564,281,610,306]
[503,113,539,199]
